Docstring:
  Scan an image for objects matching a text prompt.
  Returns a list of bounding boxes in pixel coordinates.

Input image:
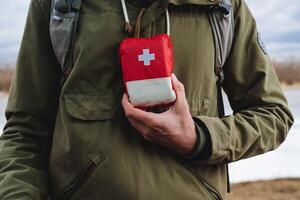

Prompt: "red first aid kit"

[119,34,176,108]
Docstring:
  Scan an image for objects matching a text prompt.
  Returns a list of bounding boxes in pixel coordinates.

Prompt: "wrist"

[174,121,197,155]
[183,117,212,160]
[181,122,200,157]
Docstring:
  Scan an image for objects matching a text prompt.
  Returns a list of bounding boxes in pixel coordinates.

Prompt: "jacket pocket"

[63,93,123,120]
[187,98,211,116]
[60,154,106,200]
[184,164,223,200]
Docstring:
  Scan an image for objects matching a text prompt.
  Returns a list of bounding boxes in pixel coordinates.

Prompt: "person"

[0,0,294,199]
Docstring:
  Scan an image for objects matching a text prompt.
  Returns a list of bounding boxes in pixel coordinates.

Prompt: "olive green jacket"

[0,0,294,199]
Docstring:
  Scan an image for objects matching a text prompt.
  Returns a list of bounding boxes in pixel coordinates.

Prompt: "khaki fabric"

[0,0,293,199]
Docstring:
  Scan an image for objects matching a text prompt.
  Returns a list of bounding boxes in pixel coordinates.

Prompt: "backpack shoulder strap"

[50,0,82,85]
[208,0,234,117]
[208,0,234,194]
[208,0,234,85]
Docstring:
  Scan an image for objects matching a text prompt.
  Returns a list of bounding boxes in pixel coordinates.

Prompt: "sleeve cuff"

[183,117,212,160]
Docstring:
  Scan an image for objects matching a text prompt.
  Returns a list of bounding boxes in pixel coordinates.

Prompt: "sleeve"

[183,119,212,160]
[193,0,294,164]
[0,0,61,199]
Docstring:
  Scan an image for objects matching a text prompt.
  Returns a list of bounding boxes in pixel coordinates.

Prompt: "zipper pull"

[218,2,232,15]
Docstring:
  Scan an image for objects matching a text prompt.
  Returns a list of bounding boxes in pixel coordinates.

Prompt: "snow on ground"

[0,89,299,183]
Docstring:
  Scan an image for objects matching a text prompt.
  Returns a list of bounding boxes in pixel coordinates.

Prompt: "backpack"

[49,0,234,86]
[49,0,234,192]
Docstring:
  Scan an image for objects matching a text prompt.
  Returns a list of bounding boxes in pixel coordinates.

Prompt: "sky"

[0,0,30,65]
[0,0,299,65]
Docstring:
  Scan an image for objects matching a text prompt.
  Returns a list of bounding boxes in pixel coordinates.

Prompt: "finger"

[171,74,189,110]
[129,120,174,149]
[128,119,151,140]
[131,108,159,127]
[128,118,148,138]
[122,94,145,124]
[129,116,167,139]
[171,74,186,103]
[146,132,171,147]
[128,118,143,131]
[122,93,149,121]
[122,94,163,128]
[129,118,156,141]
[123,98,169,136]
[131,117,166,139]
[122,93,133,113]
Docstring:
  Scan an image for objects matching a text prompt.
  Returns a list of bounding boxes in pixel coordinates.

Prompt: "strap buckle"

[54,0,80,13]
[218,2,232,15]
[216,65,225,84]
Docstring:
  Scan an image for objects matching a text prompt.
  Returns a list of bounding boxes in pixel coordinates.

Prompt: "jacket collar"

[130,0,221,34]
[124,0,221,8]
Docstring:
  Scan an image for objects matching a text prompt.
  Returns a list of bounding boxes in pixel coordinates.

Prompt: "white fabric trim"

[121,0,130,23]
[166,8,170,36]
[126,77,176,107]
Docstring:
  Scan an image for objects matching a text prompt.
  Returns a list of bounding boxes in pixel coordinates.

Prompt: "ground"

[231,179,300,200]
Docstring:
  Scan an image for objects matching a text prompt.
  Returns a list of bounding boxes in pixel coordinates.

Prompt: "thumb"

[171,73,188,109]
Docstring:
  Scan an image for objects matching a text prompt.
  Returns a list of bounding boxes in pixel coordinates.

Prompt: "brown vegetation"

[0,60,299,92]
[230,178,300,200]
[273,60,300,85]
[0,64,14,93]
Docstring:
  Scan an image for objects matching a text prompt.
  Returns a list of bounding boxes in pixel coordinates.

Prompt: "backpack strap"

[208,0,234,193]
[50,0,82,85]
[209,0,234,85]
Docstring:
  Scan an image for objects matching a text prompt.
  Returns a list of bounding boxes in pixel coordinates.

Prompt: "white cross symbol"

[138,49,155,66]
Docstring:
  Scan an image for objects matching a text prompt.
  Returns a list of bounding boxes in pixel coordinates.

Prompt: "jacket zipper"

[61,160,97,200]
[184,164,223,200]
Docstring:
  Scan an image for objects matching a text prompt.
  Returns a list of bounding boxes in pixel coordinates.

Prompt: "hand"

[122,74,197,156]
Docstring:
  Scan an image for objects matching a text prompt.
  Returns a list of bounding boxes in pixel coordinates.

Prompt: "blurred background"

[0,0,299,199]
